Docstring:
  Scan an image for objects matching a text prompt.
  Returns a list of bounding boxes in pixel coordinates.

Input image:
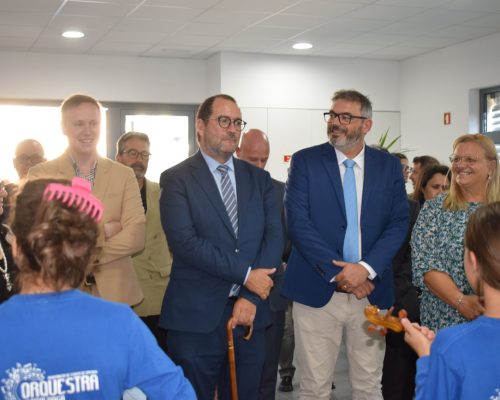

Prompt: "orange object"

[364,305,407,335]
[226,317,253,400]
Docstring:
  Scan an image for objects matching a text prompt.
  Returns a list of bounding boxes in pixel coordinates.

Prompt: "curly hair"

[11,179,98,291]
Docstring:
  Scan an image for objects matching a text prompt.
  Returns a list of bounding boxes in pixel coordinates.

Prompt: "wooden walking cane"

[226,317,254,400]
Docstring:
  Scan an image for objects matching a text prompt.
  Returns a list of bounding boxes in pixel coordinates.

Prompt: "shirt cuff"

[359,261,377,280]
[242,267,251,285]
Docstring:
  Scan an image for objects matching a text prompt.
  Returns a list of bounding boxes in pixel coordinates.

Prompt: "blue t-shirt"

[0,290,195,399]
[415,316,500,399]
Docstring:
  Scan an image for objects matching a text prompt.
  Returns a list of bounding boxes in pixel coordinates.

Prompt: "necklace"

[0,237,12,292]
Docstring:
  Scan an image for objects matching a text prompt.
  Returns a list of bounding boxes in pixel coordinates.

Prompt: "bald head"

[13,139,46,179]
[236,129,270,169]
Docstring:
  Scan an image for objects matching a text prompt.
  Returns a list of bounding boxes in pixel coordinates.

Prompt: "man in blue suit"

[159,94,284,400]
[282,89,408,400]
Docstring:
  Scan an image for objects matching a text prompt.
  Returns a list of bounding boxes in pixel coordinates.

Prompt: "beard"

[328,124,364,152]
[131,162,146,179]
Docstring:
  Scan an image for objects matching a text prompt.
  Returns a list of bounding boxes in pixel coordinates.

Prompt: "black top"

[0,225,16,304]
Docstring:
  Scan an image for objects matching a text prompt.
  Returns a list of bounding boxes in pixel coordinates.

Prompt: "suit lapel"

[234,159,250,236]
[320,143,346,218]
[56,151,77,178]
[190,152,236,238]
[361,146,375,219]
[92,156,112,198]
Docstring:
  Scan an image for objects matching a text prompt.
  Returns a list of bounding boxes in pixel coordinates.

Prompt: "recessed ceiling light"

[293,42,313,50]
[62,30,85,39]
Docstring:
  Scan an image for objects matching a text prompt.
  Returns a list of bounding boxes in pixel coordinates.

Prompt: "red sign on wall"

[444,112,451,125]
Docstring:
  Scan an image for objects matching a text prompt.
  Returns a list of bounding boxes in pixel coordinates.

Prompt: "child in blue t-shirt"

[402,201,500,400]
[0,178,195,400]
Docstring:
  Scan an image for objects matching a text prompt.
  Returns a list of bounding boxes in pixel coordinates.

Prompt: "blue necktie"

[218,165,240,296]
[342,159,359,263]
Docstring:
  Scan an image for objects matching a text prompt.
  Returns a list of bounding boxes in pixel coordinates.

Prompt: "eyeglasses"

[402,165,411,172]
[323,111,368,125]
[15,154,44,165]
[448,155,482,165]
[210,115,247,131]
[121,149,151,160]
[428,183,450,191]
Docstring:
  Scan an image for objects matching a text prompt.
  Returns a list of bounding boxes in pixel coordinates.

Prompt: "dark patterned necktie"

[217,165,238,237]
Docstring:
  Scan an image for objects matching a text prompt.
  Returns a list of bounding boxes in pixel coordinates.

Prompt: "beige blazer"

[132,179,172,317]
[28,151,146,306]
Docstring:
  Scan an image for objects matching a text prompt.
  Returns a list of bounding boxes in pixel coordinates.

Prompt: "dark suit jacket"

[269,179,290,312]
[159,151,283,333]
[282,143,408,309]
[392,198,420,320]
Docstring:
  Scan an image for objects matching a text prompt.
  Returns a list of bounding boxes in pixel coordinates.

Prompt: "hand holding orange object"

[364,305,407,336]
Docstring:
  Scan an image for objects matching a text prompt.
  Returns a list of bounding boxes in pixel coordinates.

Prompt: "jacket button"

[235,248,240,253]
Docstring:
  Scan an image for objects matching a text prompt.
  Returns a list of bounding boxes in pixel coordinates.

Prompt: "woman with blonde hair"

[411,133,500,331]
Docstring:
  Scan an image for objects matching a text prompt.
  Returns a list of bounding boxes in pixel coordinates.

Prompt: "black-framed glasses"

[15,154,44,165]
[211,115,247,131]
[323,111,367,125]
[448,155,481,165]
[121,149,151,160]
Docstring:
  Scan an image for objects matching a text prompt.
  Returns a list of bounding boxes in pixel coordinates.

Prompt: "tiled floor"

[123,340,352,400]
[275,340,352,400]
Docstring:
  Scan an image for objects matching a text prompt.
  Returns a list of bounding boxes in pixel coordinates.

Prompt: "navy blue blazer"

[268,178,290,312]
[282,143,408,309]
[159,151,284,333]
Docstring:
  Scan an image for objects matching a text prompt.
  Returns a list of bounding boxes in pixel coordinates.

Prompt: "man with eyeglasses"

[13,139,46,180]
[116,131,171,353]
[409,155,439,190]
[28,94,145,307]
[159,94,283,400]
[282,89,408,399]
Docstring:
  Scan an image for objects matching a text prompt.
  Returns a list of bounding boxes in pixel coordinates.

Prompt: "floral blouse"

[411,194,481,332]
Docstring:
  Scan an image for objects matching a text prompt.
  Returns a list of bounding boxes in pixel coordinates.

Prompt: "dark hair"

[331,90,372,118]
[61,94,101,121]
[412,164,450,204]
[196,94,237,122]
[116,131,150,155]
[392,152,408,161]
[11,179,98,291]
[412,155,439,168]
[465,202,500,290]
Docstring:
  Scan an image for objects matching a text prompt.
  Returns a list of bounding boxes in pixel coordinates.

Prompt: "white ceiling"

[1,0,500,60]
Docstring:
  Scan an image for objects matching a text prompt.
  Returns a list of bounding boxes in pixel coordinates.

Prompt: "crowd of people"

[0,89,499,400]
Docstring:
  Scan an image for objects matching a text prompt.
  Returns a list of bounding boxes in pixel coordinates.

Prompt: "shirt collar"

[200,149,235,172]
[334,144,365,169]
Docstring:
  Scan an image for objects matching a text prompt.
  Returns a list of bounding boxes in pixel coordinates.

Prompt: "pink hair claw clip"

[43,177,103,222]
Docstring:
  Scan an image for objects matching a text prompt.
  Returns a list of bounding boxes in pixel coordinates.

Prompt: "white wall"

[400,31,500,164]
[220,52,401,180]
[0,51,207,103]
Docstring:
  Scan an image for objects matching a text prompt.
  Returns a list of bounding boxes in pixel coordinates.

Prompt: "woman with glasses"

[412,165,450,206]
[411,134,500,332]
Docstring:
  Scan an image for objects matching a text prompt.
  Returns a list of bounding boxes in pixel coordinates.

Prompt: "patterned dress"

[411,194,481,332]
